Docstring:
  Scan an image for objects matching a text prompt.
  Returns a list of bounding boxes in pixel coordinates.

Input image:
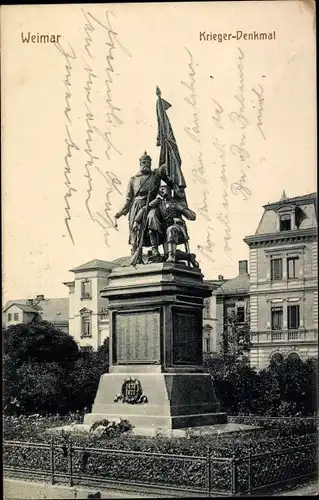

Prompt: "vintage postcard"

[2,1,317,498]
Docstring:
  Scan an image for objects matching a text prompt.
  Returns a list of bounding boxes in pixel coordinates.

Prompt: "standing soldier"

[114,152,172,260]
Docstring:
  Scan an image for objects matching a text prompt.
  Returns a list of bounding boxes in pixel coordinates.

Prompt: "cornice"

[244,227,317,247]
[249,284,318,296]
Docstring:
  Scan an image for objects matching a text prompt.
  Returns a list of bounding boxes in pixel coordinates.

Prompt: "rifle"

[130,187,152,266]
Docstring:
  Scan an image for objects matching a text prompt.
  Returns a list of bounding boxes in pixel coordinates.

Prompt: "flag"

[156,86,188,205]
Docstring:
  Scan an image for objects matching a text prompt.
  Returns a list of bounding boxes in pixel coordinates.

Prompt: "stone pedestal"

[84,262,227,431]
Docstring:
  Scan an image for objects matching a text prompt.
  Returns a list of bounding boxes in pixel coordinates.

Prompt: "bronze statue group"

[115,152,199,268]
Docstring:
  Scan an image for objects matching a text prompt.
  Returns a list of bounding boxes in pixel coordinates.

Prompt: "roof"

[3,298,69,323]
[70,259,116,272]
[216,274,250,295]
[37,298,69,323]
[263,192,317,210]
[111,256,131,266]
[205,278,229,290]
[4,302,39,314]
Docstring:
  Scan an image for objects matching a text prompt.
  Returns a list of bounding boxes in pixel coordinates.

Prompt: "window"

[203,299,211,318]
[287,305,300,329]
[14,313,19,321]
[271,352,284,363]
[204,338,210,353]
[81,315,92,337]
[280,215,291,231]
[81,280,92,299]
[271,258,283,280]
[271,306,283,330]
[236,307,245,323]
[287,352,300,362]
[295,207,305,229]
[287,257,299,279]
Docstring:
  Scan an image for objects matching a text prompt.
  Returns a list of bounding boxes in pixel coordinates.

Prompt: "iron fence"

[3,438,318,496]
[228,416,318,422]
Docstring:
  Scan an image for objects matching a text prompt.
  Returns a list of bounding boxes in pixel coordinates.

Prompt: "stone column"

[283,299,288,329]
[266,254,271,280]
[282,254,287,279]
[266,299,271,329]
[300,297,305,328]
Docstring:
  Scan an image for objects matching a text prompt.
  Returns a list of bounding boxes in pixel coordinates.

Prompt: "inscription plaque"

[173,310,200,364]
[114,310,160,364]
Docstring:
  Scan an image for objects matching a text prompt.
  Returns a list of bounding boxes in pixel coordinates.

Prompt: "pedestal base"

[84,372,227,430]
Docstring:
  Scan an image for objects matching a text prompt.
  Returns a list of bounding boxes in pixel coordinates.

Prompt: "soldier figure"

[115,152,172,258]
[135,184,198,266]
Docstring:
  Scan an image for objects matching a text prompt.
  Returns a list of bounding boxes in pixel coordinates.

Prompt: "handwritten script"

[182,46,267,265]
[182,47,216,264]
[56,9,132,246]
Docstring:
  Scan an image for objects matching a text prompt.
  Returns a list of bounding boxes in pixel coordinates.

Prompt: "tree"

[220,311,252,364]
[3,321,79,413]
[3,323,111,415]
[16,361,70,414]
[204,311,256,414]
[258,357,318,416]
[68,339,109,412]
[3,321,79,366]
[204,311,318,417]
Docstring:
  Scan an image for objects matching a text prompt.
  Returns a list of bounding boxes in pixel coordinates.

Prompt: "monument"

[84,88,227,434]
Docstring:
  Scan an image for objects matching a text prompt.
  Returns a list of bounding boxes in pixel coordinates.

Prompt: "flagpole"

[156,86,170,179]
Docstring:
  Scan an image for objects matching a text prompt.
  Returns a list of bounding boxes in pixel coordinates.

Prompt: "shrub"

[228,415,318,436]
[205,355,318,417]
[3,323,110,415]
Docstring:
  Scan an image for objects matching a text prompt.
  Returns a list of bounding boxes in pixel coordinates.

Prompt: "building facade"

[63,259,119,350]
[203,276,228,356]
[244,192,318,369]
[214,260,250,353]
[3,295,69,333]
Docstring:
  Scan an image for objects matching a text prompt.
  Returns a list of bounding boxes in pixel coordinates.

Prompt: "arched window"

[287,352,300,362]
[271,352,284,363]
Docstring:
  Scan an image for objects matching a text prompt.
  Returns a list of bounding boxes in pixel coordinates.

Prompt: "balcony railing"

[252,329,317,343]
[271,331,283,341]
[288,330,299,340]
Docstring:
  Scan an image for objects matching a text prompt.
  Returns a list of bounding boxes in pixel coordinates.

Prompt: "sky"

[2,1,316,303]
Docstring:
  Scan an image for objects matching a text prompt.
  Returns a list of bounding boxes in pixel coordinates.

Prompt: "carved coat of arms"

[114,377,148,404]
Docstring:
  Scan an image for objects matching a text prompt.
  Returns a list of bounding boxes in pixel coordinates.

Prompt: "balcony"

[271,330,302,342]
[80,292,92,300]
[252,329,318,344]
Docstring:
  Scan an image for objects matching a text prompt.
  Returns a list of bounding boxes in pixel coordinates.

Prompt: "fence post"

[68,438,73,487]
[206,446,212,497]
[247,442,252,496]
[50,436,55,485]
[231,450,238,496]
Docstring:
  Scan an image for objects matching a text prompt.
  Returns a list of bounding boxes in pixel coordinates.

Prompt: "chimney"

[218,275,224,280]
[239,260,248,275]
[36,294,44,301]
